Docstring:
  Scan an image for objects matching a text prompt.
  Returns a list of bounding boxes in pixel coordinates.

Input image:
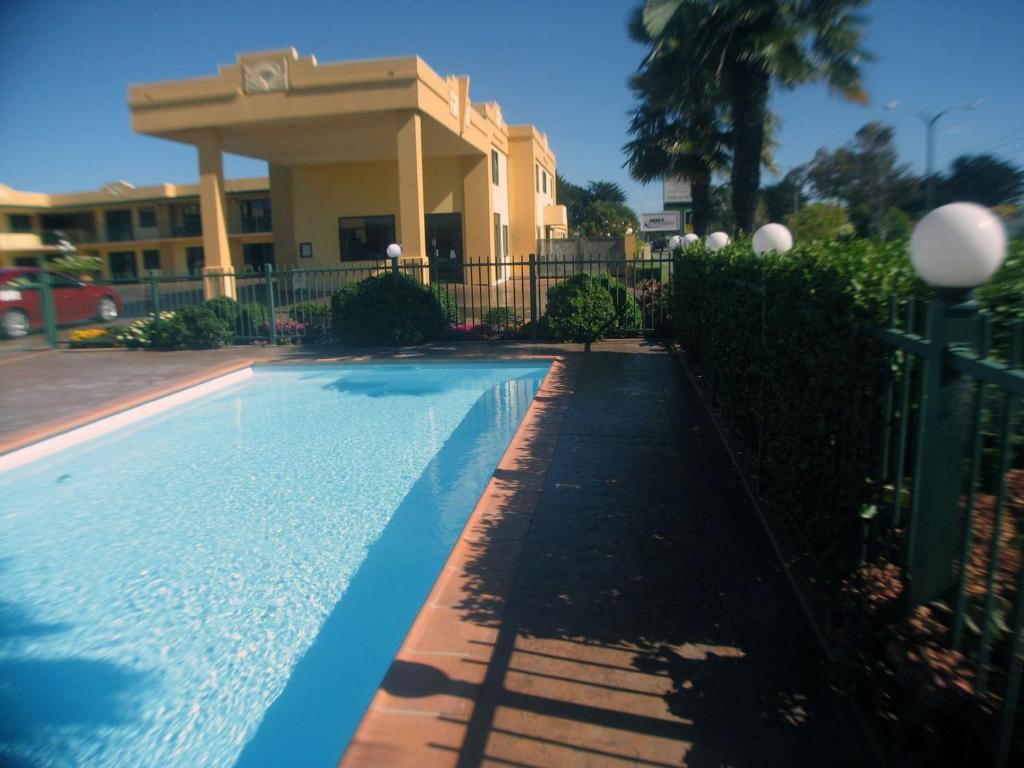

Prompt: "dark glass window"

[177,205,202,237]
[186,247,205,275]
[243,243,274,271]
[491,150,499,186]
[339,215,395,261]
[142,249,161,271]
[9,214,32,232]
[109,251,138,280]
[536,164,540,193]
[138,207,157,228]
[49,272,81,288]
[542,169,548,195]
[238,198,272,232]
[105,209,133,242]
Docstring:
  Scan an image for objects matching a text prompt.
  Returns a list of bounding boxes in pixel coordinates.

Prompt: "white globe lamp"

[683,233,700,246]
[706,231,730,251]
[752,223,794,257]
[910,203,1006,289]
[668,235,683,251]
[386,243,402,260]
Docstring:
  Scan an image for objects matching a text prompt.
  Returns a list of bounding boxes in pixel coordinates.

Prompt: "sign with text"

[640,211,682,232]
[663,176,692,204]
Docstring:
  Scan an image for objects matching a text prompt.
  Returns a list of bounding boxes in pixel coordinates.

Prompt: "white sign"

[291,272,308,292]
[663,176,692,204]
[640,211,682,232]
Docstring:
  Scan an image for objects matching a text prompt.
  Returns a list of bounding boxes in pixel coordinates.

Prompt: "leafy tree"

[806,122,916,240]
[785,202,853,242]
[936,154,1024,208]
[761,166,810,223]
[576,200,639,237]
[640,0,871,234]
[558,174,639,237]
[587,181,628,204]
[556,174,591,232]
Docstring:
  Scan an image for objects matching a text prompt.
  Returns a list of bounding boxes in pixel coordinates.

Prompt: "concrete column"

[269,163,296,268]
[396,111,426,270]
[463,153,496,284]
[197,129,235,298]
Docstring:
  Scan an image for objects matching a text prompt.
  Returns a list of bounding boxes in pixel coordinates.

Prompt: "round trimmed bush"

[331,273,448,345]
[150,305,233,349]
[591,274,643,330]
[544,273,617,347]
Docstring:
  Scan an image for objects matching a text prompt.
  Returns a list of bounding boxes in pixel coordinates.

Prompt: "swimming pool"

[0,361,551,767]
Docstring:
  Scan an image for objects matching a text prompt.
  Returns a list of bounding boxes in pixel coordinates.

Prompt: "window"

[138,207,157,229]
[542,169,548,195]
[536,164,540,193]
[176,205,202,237]
[49,272,81,288]
[142,249,161,272]
[502,224,509,258]
[186,247,205,276]
[105,209,133,242]
[238,198,272,232]
[109,251,138,280]
[493,213,501,261]
[491,150,500,186]
[339,215,395,261]
[9,214,31,232]
[243,243,274,271]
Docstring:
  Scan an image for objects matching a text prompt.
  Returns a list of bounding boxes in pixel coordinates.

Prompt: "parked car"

[0,267,122,338]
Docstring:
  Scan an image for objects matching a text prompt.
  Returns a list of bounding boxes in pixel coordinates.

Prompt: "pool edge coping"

[339,355,571,767]
[0,358,257,458]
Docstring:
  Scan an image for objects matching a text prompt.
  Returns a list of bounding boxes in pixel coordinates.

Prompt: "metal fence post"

[36,255,58,348]
[528,254,538,339]
[907,291,979,605]
[264,263,277,346]
[149,270,161,328]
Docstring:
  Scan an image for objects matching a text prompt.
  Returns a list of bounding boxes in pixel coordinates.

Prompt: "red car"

[0,267,122,338]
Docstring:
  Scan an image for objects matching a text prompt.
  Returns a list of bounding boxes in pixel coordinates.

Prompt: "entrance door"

[425,213,463,283]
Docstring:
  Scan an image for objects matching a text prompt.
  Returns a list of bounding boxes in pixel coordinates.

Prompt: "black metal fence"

[1,252,673,350]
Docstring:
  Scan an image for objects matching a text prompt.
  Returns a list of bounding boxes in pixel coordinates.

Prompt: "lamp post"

[906,202,1006,604]
[918,99,983,211]
[386,243,401,276]
[752,223,793,258]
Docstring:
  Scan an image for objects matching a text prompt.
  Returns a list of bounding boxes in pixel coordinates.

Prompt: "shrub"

[544,273,617,348]
[287,301,330,323]
[429,284,464,325]
[590,274,643,330]
[481,306,522,333]
[785,202,854,242]
[330,273,448,345]
[204,297,267,338]
[150,305,232,349]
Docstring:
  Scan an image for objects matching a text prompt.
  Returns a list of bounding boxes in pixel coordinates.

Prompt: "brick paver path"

[359,340,873,767]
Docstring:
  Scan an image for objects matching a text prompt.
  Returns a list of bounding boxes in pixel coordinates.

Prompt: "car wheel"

[1,309,30,338]
[97,297,118,323]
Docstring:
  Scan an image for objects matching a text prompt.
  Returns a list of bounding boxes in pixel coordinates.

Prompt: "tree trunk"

[691,165,712,236]
[729,64,770,234]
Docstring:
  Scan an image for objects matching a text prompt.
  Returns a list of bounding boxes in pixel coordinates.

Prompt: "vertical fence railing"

[16,253,674,349]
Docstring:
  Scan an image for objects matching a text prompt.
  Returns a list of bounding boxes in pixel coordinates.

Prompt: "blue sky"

[1,0,1022,215]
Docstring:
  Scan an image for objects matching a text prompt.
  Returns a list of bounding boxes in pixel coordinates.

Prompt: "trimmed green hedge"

[331,273,448,345]
[591,274,643,330]
[150,305,233,349]
[545,273,617,346]
[672,237,1023,570]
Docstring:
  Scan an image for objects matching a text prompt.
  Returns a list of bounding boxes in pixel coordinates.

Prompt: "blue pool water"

[0,362,550,768]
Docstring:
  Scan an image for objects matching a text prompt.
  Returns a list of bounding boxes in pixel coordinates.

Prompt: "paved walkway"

[348,340,872,767]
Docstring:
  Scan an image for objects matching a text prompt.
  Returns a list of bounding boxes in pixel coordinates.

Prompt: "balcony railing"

[1,216,274,247]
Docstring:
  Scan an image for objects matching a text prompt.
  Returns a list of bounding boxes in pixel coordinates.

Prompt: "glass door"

[425,213,464,283]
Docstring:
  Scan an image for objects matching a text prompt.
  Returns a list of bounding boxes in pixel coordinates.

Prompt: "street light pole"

[918,99,983,211]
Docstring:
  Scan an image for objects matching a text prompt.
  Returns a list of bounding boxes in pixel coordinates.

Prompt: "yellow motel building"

[0,49,568,293]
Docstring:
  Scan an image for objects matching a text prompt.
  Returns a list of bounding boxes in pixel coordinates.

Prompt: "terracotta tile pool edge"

[0,358,256,456]
[339,356,571,767]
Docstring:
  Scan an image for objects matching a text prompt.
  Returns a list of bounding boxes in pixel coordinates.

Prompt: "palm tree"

[640,0,871,233]
[625,4,729,235]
